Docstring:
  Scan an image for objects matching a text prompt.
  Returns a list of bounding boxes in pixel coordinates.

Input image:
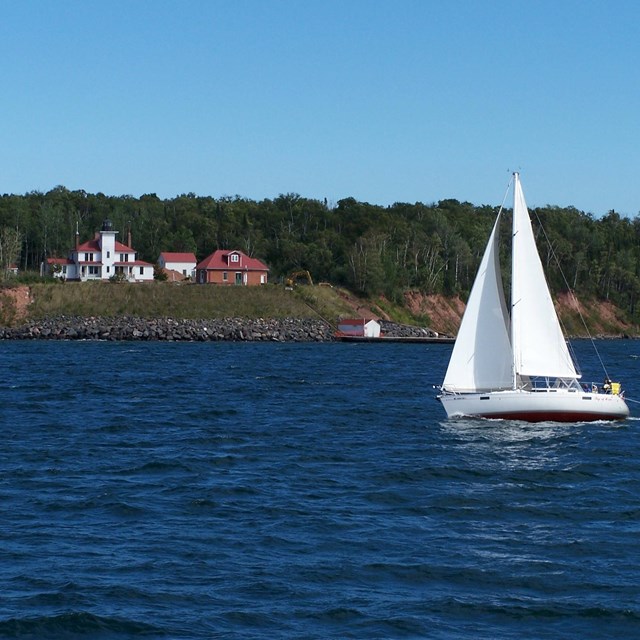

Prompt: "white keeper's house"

[45,220,154,282]
[158,252,197,280]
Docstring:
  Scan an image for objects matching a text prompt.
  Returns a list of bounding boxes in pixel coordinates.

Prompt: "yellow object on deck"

[611,382,621,395]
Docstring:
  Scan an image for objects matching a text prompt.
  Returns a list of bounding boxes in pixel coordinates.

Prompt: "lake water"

[1,339,639,639]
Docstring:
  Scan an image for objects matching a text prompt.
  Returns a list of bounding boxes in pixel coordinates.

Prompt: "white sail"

[510,173,579,380]
[442,211,513,392]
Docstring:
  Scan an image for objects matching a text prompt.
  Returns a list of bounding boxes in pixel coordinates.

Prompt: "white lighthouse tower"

[100,219,117,278]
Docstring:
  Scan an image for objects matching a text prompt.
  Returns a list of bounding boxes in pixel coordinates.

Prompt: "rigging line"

[500,173,514,215]
[494,174,513,280]
[531,207,610,378]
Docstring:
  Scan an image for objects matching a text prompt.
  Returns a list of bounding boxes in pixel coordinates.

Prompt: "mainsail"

[510,174,579,381]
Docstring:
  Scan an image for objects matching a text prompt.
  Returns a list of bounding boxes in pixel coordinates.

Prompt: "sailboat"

[439,173,629,422]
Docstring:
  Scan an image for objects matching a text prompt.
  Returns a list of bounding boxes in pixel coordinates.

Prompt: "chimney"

[75,221,80,250]
[128,227,132,248]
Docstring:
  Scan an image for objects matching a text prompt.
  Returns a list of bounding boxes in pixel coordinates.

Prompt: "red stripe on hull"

[476,411,625,423]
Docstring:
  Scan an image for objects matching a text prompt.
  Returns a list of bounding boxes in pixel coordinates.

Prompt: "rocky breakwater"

[0,316,334,342]
[379,320,449,338]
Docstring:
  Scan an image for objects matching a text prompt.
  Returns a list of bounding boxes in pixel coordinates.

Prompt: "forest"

[1,185,640,320]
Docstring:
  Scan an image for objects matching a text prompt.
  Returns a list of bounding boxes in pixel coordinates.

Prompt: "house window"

[62,266,67,274]
[223,271,228,281]
[107,251,110,258]
[139,267,144,275]
[88,266,99,275]
[106,266,110,273]
[231,254,239,263]
[84,252,94,262]
[235,272,242,285]
[182,269,187,276]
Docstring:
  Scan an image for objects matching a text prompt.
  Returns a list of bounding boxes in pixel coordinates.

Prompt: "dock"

[335,335,455,344]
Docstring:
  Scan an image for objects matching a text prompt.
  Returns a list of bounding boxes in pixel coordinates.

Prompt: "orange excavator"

[285,270,314,287]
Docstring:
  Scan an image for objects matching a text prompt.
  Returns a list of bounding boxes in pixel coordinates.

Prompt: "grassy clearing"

[292,286,359,327]
[4,281,635,335]
[0,290,18,326]
[373,296,431,326]
[25,282,357,323]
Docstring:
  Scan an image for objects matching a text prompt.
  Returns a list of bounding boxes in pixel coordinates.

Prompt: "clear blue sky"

[2,0,639,216]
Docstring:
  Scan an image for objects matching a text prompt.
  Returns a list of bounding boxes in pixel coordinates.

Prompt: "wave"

[0,611,165,639]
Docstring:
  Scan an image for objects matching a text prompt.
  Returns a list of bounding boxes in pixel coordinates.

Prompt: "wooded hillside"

[1,187,639,320]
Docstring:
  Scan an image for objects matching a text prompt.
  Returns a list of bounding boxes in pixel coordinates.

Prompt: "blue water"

[1,340,640,639]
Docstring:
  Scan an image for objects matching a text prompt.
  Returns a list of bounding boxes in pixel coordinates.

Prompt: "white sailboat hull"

[439,389,629,422]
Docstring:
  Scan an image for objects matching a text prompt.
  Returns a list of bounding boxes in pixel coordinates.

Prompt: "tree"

[0,227,22,280]
[347,232,387,295]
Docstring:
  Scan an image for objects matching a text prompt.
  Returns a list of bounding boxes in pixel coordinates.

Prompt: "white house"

[45,220,154,282]
[158,252,197,280]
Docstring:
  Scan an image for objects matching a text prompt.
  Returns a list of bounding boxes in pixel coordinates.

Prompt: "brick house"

[195,249,269,285]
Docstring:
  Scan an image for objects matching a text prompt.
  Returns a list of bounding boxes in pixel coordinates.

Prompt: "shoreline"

[0,315,634,342]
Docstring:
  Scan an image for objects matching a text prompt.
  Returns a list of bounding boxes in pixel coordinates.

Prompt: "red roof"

[196,249,268,271]
[75,239,135,253]
[160,252,197,263]
[47,257,73,265]
[338,319,367,326]
[76,239,101,252]
[114,259,154,267]
[162,267,189,281]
